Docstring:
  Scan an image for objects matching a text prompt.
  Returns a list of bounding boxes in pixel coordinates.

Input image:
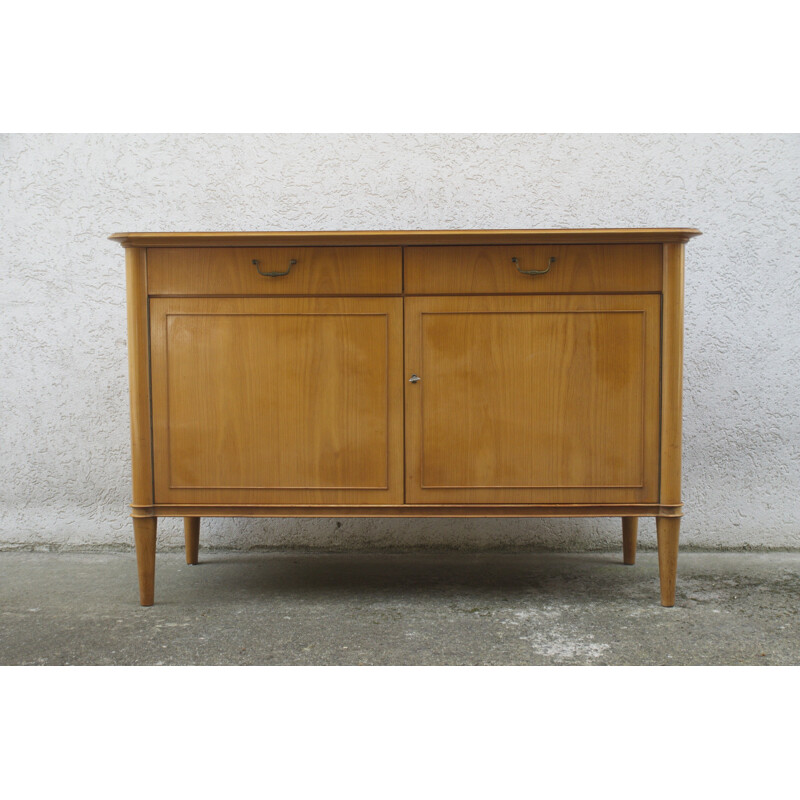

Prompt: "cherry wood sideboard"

[112,229,701,606]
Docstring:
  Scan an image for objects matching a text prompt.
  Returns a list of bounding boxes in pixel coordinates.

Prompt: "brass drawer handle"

[512,256,555,276]
[253,258,297,277]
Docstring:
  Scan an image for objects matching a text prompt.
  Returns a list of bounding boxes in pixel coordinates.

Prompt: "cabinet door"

[150,297,404,505]
[405,295,661,504]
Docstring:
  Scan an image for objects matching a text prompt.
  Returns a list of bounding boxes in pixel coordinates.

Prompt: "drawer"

[147,246,403,295]
[404,244,662,294]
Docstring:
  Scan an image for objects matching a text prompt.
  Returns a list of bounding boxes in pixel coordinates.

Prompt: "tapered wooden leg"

[184,517,200,565]
[133,517,157,607]
[656,516,680,607]
[622,517,638,565]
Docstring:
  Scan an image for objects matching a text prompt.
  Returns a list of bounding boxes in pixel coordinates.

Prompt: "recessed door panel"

[405,294,661,504]
[150,297,404,504]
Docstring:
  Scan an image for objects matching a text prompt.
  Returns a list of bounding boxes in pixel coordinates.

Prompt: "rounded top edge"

[109,228,702,247]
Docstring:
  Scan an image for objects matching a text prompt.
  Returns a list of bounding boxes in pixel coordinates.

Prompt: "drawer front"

[147,246,403,295]
[404,244,662,294]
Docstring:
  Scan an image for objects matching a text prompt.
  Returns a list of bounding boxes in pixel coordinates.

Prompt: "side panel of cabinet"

[404,294,662,504]
[150,297,404,505]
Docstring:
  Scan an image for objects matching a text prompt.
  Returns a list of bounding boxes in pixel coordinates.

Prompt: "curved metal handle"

[512,256,555,276]
[253,258,297,277]
[409,374,421,383]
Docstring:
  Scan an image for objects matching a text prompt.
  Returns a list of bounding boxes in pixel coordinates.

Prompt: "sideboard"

[112,228,701,606]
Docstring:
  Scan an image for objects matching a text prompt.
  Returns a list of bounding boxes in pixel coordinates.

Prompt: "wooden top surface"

[110,228,702,247]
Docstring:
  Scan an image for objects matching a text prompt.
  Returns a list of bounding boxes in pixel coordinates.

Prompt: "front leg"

[133,517,157,606]
[656,516,680,607]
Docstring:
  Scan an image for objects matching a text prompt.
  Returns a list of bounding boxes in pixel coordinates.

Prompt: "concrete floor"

[1,550,798,665]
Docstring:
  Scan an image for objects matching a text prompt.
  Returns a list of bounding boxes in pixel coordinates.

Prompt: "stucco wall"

[1,133,798,551]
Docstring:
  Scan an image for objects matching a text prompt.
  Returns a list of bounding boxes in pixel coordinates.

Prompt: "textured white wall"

[1,133,798,551]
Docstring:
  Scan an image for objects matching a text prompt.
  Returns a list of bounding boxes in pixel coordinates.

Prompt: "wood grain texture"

[656,245,685,604]
[149,296,404,505]
[110,229,702,247]
[661,244,685,506]
[404,244,662,294]
[147,246,402,296]
[119,229,696,606]
[184,517,200,565]
[622,517,638,564]
[125,247,153,505]
[405,294,661,504]
[133,517,157,606]
[656,516,680,606]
